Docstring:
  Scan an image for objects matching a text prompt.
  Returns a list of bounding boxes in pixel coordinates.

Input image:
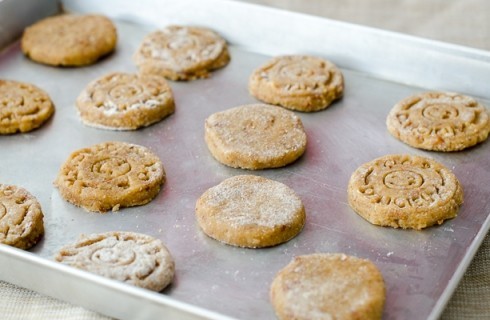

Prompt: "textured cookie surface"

[0,184,44,249]
[386,92,490,151]
[55,141,165,213]
[249,55,344,112]
[22,14,117,66]
[77,72,175,130]
[55,231,174,292]
[270,253,385,320]
[348,154,463,229]
[133,25,230,81]
[0,80,54,134]
[196,175,305,248]
[205,104,307,169]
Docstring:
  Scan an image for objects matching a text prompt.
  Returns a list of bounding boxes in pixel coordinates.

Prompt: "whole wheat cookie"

[0,80,54,134]
[249,55,344,112]
[386,92,490,151]
[54,141,165,213]
[21,14,117,66]
[270,253,385,320]
[205,104,307,170]
[0,184,44,250]
[76,72,175,130]
[55,231,174,292]
[196,175,305,248]
[348,154,463,230]
[133,25,230,81]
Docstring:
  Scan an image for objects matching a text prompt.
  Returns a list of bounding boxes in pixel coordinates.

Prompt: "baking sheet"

[1,1,490,319]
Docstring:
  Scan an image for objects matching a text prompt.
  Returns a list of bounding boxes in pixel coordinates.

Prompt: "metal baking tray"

[1,0,489,319]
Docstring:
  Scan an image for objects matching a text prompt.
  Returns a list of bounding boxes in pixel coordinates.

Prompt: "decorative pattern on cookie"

[133,25,230,81]
[386,92,490,151]
[54,141,165,213]
[196,175,305,248]
[55,231,174,292]
[249,55,344,112]
[348,154,463,229]
[204,104,307,170]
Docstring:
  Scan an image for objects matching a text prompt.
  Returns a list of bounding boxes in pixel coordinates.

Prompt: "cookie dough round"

[348,154,463,230]
[77,72,175,130]
[133,25,230,81]
[249,55,344,112]
[386,92,490,151]
[205,104,307,170]
[55,231,174,292]
[0,184,44,250]
[21,14,117,66]
[55,141,165,213]
[270,253,385,320]
[0,80,54,134]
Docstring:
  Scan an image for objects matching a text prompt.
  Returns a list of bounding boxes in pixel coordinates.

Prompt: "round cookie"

[195,175,305,248]
[21,14,117,67]
[0,184,44,250]
[76,72,175,130]
[55,231,174,292]
[133,25,230,81]
[270,253,385,320]
[0,80,54,134]
[204,104,307,170]
[249,55,344,112]
[348,154,463,230]
[54,141,165,213]
[386,91,490,151]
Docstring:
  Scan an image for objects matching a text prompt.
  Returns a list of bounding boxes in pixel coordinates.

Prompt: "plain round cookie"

[55,231,174,292]
[204,104,307,170]
[21,14,117,66]
[0,184,44,249]
[249,55,344,112]
[54,141,165,213]
[0,80,54,134]
[133,25,230,81]
[195,175,305,248]
[386,91,490,151]
[76,72,175,130]
[348,154,463,230]
[270,253,385,320]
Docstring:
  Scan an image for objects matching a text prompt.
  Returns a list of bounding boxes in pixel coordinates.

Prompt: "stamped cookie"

[196,175,305,248]
[21,14,117,66]
[386,92,490,151]
[54,141,165,213]
[348,154,463,229]
[0,80,54,134]
[55,231,174,292]
[270,253,385,320]
[249,55,344,112]
[205,104,307,170]
[76,72,175,130]
[133,25,230,81]
[0,184,44,249]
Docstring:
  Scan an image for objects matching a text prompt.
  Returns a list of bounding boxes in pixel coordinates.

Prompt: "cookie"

[0,184,44,249]
[0,80,54,134]
[133,25,230,81]
[270,253,385,320]
[76,72,175,130]
[21,14,117,66]
[55,231,174,292]
[249,55,344,112]
[54,141,165,213]
[348,154,463,230]
[386,92,490,151]
[195,175,305,248]
[205,104,307,170]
